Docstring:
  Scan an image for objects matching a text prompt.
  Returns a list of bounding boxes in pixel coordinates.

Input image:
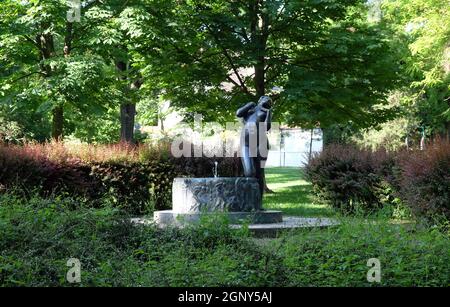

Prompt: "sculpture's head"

[257,96,272,110]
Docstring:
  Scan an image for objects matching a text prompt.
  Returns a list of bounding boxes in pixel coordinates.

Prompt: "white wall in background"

[265,128,323,167]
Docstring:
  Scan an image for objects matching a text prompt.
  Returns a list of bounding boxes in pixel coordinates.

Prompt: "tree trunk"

[48,22,73,142]
[446,121,450,143]
[257,59,273,193]
[322,126,344,146]
[255,60,273,193]
[37,31,64,141]
[64,22,73,57]
[116,60,137,144]
[255,63,265,98]
[52,106,64,141]
[253,1,268,99]
[251,2,273,193]
[255,46,273,193]
[120,103,136,143]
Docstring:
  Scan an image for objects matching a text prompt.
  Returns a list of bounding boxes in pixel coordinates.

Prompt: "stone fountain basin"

[153,177,283,226]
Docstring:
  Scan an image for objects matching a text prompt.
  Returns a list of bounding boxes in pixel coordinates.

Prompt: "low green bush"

[0,193,284,287]
[276,219,449,286]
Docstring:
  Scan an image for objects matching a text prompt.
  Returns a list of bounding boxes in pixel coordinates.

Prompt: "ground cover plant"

[0,0,449,289]
[0,168,448,287]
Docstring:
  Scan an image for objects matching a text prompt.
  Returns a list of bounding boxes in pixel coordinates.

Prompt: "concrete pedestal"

[153,177,283,226]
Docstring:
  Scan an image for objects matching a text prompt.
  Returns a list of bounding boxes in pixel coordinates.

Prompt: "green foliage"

[346,0,450,151]
[0,0,139,141]
[378,0,450,138]
[0,193,448,286]
[0,0,446,143]
[0,117,26,143]
[277,219,449,286]
[121,0,402,127]
[0,193,283,287]
[351,90,421,151]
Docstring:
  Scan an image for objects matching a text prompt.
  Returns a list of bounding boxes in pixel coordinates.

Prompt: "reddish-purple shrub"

[0,142,242,214]
[306,140,449,221]
[396,140,450,221]
[305,144,385,213]
[0,145,92,197]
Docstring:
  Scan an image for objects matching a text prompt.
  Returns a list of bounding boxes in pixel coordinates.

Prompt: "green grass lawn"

[264,167,334,217]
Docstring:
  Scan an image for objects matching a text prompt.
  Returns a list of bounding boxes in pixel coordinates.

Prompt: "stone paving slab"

[131,216,339,238]
[230,216,339,237]
[153,210,283,226]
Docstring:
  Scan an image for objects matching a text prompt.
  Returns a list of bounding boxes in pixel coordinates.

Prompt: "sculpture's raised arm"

[236,102,256,118]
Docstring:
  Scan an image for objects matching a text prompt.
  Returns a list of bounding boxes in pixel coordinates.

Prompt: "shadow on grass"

[263,167,333,217]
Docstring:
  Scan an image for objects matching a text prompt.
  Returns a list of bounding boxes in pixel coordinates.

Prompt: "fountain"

[154,166,283,226]
[152,96,337,233]
[213,161,218,178]
[153,96,283,227]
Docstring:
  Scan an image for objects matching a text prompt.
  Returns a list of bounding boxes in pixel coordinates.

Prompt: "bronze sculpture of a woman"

[236,96,272,197]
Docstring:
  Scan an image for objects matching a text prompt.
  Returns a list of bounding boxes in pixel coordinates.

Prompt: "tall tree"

[383,0,450,140]
[117,0,402,190]
[0,0,130,141]
[123,0,402,128]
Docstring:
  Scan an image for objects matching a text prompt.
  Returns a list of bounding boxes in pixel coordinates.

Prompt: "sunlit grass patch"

[264,167,333,217]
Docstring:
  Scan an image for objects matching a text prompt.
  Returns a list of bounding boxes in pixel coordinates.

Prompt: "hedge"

[0,143,243,214]
[396,140,450,222]
[306,140,450,222]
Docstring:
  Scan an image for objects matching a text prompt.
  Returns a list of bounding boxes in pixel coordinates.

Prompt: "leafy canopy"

[122,0,403,127]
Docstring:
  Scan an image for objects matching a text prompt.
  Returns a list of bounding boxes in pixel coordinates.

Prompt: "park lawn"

[264,167,334,217]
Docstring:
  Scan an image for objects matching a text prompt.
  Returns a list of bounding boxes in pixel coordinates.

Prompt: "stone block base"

[172,177,262,213]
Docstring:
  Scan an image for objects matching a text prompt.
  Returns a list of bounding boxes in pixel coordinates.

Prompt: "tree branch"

[202,22,251,96]
[10,71,45,84]
[21,35,43,52]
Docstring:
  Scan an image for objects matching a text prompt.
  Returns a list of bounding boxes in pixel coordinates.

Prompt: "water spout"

[213,161,219,178]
